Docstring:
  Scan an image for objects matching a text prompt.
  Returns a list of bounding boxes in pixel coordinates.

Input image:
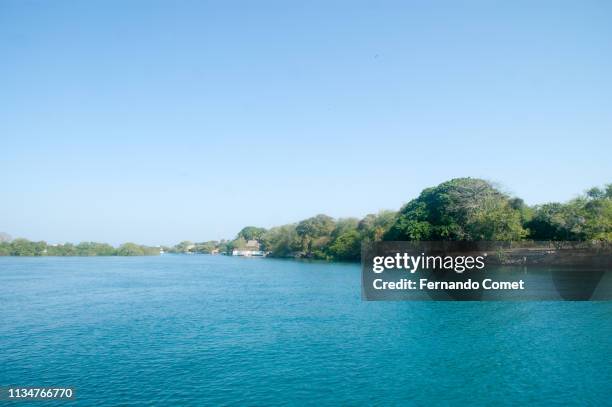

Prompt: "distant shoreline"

[2,178,610,260]
[2,243,610,269]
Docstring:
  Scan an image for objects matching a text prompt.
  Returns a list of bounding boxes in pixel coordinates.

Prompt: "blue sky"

[1,0,611,245]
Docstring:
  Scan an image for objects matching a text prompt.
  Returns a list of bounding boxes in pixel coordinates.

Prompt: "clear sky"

[1,0,611,245]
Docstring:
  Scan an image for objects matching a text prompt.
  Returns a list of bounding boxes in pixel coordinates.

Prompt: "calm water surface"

[1,256,610,406]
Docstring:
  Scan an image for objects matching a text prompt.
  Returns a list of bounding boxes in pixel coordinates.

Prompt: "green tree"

[229,237,247,250]
[0,242,11,256]
[358,210,397,242]
[526,202,584,240]
[583,197,612,241]
[527,184,612,241]
[192,241,220,253]
[9,239,47,256]
[55,243,78,256]
[172,241,194,253]
[261,224,300,257]
[236,226,267,241]
[384,178,527,241]
[296,214,336,256]
[327,229,362,261]
[117,243,146,256]
[75,242,116,256]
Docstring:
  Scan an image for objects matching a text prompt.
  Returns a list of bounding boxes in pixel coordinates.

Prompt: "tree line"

[0,240,160,257]
[2,178,610,259]
[171,178,612,261]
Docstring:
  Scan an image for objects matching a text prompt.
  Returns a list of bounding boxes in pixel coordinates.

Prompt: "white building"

[232,240,265,257]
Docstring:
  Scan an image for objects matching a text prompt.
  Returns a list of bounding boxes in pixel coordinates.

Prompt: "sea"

[1,255,610,406]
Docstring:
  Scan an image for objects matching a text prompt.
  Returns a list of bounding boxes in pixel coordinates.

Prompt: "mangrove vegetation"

[2,178,610,259]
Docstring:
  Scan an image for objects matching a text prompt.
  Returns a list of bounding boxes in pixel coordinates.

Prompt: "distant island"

[1,178,610,260]
[0,239,160,257]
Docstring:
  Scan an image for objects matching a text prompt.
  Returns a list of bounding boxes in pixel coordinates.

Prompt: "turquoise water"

[1,255,610,406]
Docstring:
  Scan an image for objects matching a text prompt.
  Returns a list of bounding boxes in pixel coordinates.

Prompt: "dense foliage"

[0,240,160,257]
[164,240,231,254]
[526,185,612,241]
[384,178,528,241]
[2,178,610,259]
[221,178,612,261]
